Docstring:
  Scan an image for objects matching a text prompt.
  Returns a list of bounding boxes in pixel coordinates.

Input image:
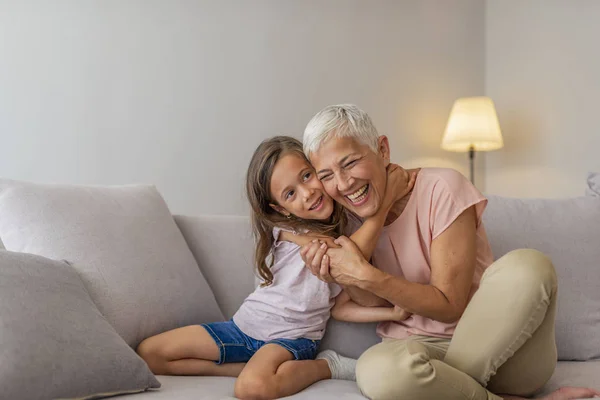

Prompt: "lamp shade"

[441,96,504,152]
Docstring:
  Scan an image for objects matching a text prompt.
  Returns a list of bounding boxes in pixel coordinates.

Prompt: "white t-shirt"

[233,228,342,341]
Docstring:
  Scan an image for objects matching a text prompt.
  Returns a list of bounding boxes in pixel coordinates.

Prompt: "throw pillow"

[0,180,224,349]
[0,250,160,400]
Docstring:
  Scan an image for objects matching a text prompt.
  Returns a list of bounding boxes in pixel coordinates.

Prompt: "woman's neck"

[384,191,413,226]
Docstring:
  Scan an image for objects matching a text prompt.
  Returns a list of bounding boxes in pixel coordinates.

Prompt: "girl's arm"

[281,166,417,258]
[278,231,337,248]
[331,290,411,323]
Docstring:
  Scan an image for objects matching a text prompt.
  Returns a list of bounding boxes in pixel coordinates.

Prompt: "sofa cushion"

[0,250,160,400]
[174,215,255,319]
[483,195,600,361]
[116,375,365,400]
[587,172,600,197]
[537,360,600,396]
[320,320,380,360]
[0,180,224,348]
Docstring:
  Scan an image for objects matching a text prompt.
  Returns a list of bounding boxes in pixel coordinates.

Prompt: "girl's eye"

[303,172,312,181]
[285,190,295,200]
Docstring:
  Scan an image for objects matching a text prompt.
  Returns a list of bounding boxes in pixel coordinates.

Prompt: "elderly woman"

[299,104,599,400]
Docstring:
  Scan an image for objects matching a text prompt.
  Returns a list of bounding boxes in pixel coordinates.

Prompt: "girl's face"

[269,153,334,221]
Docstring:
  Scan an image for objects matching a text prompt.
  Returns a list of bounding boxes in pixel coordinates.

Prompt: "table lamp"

[441,96,504,183]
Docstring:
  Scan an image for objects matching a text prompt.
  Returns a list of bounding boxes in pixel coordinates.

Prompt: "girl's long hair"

[246,136,345,286]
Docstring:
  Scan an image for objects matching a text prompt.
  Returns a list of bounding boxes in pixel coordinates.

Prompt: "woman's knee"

[489,249,557,290]
[234,374,278,400]
[356,343,426,400]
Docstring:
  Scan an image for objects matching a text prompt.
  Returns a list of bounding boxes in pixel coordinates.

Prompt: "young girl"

[137,136,415,400]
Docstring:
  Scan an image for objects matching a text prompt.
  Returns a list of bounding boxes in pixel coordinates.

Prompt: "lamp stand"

[469,146,475,184]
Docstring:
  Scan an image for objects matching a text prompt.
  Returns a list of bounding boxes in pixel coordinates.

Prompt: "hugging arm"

[301,167,417,306]
[339,206,478,323]
[331,290,411,323]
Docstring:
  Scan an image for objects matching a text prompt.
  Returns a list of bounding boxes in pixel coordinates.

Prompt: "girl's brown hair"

[246,136,345,286]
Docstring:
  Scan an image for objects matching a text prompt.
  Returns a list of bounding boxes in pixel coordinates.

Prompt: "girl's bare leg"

[137,325,245,377]
[234,343,331,400]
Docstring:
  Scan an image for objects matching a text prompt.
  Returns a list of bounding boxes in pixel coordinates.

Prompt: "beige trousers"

[356,249,558,400]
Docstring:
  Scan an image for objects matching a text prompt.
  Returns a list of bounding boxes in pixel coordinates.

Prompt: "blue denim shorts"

[201,320,320,364]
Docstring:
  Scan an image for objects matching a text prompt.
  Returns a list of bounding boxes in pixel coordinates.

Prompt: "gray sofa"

[128,196,600,399]
[0,175,599,399]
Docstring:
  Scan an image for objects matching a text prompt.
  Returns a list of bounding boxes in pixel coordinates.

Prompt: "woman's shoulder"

[414,167,478,198]
[417,167,468,188]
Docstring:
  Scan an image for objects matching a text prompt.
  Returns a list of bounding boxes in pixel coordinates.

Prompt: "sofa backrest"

[176,193,600,361]
[174,214,255,320]
[483,195,600,360]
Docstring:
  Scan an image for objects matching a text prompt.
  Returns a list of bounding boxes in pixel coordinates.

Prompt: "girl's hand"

[381,165,417,213]
[390,306,412,322]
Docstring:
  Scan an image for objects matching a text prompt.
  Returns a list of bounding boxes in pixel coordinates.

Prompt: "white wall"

[485,0,600,198]
[0,0,485,216]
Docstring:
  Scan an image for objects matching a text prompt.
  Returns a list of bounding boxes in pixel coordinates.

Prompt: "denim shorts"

[201,320,320,364]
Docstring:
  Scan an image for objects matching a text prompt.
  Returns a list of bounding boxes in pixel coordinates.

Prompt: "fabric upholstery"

[174,215,255,319]
[0,180,223,349]
[536,360,600,396]
[0,250,160,400]
[118,375,365,400]
[483,195,600,360]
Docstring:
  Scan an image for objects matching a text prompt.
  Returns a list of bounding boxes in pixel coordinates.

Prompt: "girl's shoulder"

[272,226,302,252]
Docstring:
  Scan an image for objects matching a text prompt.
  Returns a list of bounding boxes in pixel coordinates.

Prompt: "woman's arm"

[331,290,411,323]
[328,206,478,323]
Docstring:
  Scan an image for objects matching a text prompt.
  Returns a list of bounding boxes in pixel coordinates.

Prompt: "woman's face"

[310,136,389,219]
[269,152,334,221]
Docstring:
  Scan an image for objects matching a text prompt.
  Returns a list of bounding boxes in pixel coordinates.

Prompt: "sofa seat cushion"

[537,360,600,396]
[0,180,223,348]
[118,376,366,399]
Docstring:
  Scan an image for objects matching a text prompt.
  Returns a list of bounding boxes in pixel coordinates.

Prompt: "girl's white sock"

[317,350,357,381]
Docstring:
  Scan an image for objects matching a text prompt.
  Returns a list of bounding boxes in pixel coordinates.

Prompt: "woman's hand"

[321,236,374,287]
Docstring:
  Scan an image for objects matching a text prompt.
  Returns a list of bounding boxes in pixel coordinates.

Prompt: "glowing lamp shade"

[441,96,504,183]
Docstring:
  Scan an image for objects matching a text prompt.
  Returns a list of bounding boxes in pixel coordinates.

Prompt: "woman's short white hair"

[303,104,380,157]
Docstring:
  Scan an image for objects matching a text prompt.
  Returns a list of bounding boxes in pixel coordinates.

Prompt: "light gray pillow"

[0,250,160,400]
[483,194,600,361]
[587,172,600,197]
[0,180,224,349]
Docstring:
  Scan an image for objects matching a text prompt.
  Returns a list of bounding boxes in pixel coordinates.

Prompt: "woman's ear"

[269,203,290,217]
[377,136,391,167]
